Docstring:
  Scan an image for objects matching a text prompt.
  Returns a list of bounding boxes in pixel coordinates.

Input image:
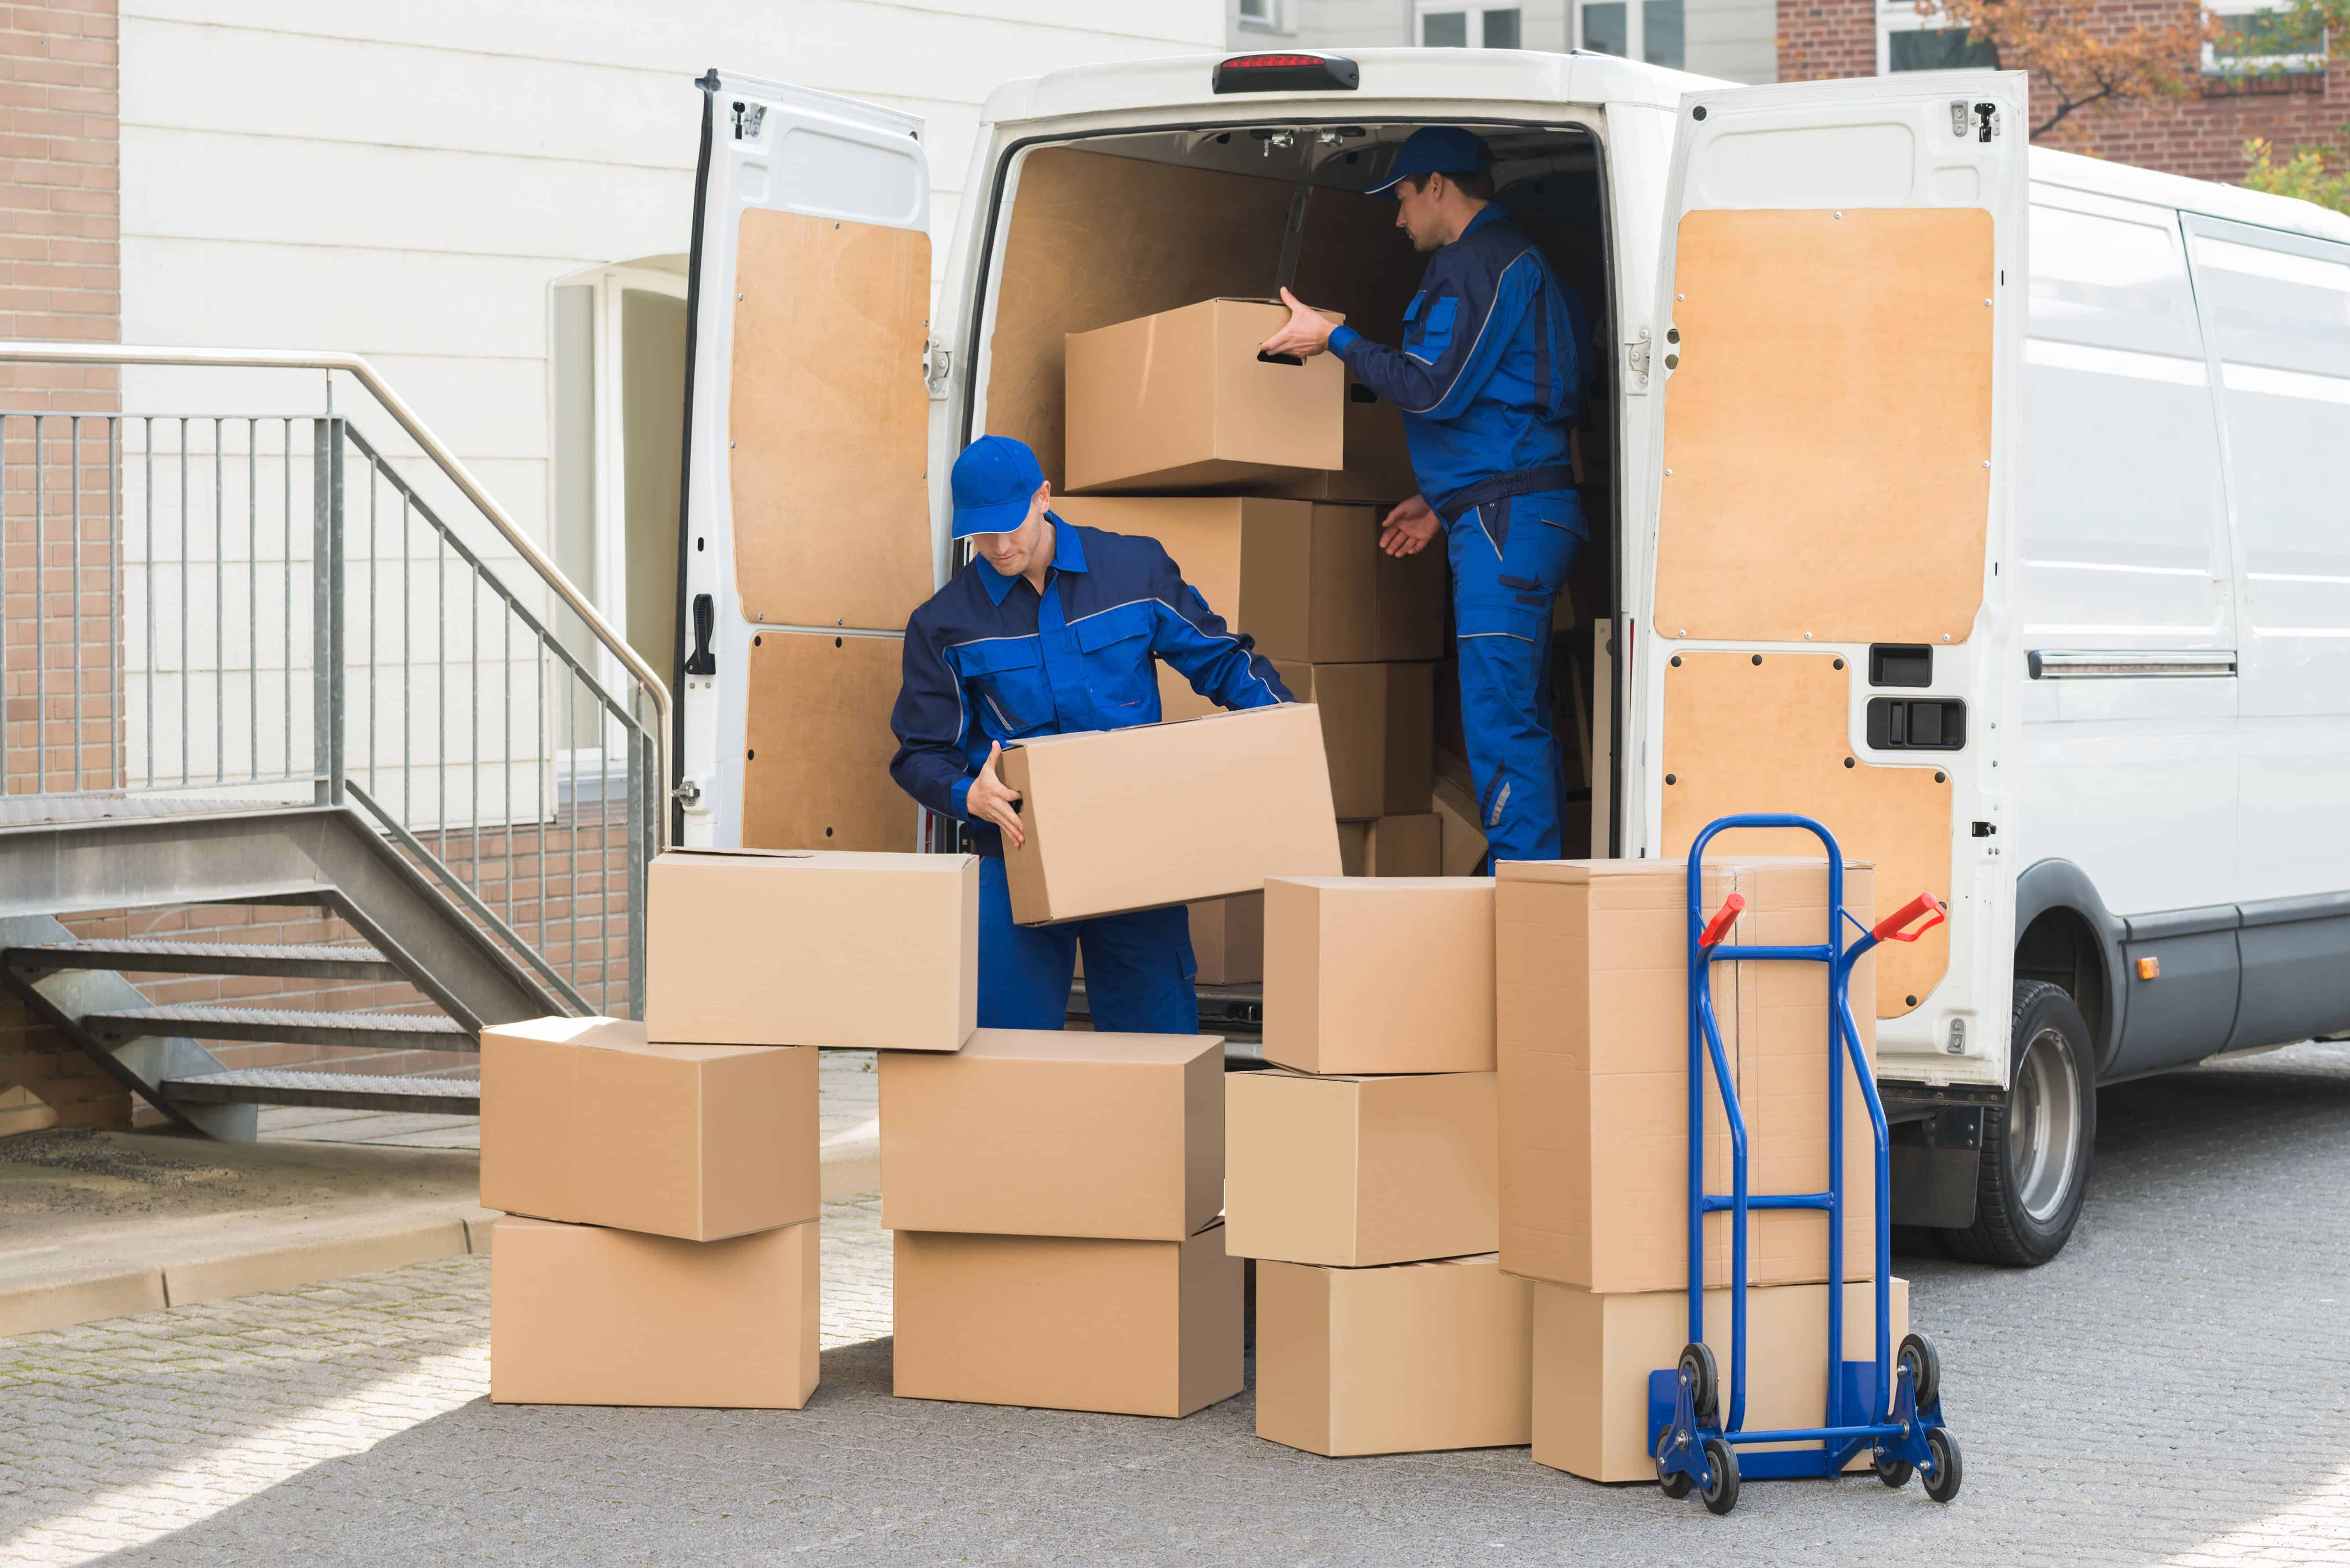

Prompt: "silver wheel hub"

[2008,1023,2084,1222]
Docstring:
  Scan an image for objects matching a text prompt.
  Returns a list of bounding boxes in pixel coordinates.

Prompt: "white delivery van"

[671,54,2350,1266]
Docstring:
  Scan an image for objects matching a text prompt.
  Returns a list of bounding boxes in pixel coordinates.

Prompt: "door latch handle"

[683,593,716,676]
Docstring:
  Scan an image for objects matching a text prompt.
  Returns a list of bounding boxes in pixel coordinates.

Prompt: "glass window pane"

[1889,26,1999,70]
[1642,0,1683,67]
[1581,1,1627,56]
[1239,0,1268,15]
[1423,9,1470,45]
[1483,7,1522,47]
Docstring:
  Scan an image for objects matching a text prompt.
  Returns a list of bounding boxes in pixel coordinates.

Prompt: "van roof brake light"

[1213,53,1360,92]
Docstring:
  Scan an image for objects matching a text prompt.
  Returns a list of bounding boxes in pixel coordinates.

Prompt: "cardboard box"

[999,704,1341,924]
[1064,298,1344,493]
[891,1222,1243,1417]
[1529,1276,1909,1482]
[1252,372,1421,504]
[489,1216,819,1409]
[1189,893,1263,985]
[480,1016,817,1242]
[1264,876,1495,1075]
[1495,858,1875,1294]
[1257,1254,1530,1456]
[1051,495,1444,664]
[645,848,976,1052]
[1226,1067,1498,1266]
[880,1029,1223,1240]
[1272,661,1434,819]
[1336,813,1444,878]
[1431,773,1489,877]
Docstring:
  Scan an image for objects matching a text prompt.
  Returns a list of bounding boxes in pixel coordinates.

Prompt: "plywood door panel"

[1660,652,1950,1018]
[742,631,914,852]
[730,209,933,633]
[1653,208,1994,646]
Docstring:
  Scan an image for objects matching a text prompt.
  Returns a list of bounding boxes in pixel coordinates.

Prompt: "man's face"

[971,486,1052,578]
[1394,174,1448,253]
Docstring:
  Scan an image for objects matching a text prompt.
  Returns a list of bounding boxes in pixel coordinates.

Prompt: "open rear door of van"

[676,71,938,851]
[1631,73,2028,1085]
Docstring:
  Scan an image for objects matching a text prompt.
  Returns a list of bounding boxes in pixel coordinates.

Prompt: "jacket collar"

[976,512,1086,605]
[1456,202,1510,243]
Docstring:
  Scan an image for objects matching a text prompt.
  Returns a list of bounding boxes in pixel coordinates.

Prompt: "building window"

[2205,0,2326,77]
[1576,0,1685,68]
[1237,0,1285,30]
[1416,4,1525,46]
[1877,2,1999,73]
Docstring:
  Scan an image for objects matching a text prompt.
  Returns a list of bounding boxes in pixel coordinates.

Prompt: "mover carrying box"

[999,704,1341,924]
[1189,893,1263,985]
[645,848,977,1052]
[1225,1067,1498,1267]
[1495,858,1875,1294]
[1336,814,1443,878]
[489,1216,819,1409]
[1263,876,1496,1075]
[1272,660,1435,819]
[1051,495,1444,664]
[1529,1276,1909,1483]
[879,1030,1223,1240]
[1063,298,1344,493]
[479,1016,817,1242]
[1256,1255,1532,1457]
[891,1222,1243,1418]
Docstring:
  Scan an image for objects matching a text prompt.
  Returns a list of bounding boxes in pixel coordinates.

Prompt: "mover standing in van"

[1260,126,1594,868]
[888,434,1293,1033]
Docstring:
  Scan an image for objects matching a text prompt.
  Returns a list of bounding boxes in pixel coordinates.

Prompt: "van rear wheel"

[1941,981,2094,1267]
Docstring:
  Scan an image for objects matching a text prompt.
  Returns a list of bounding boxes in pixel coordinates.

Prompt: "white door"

[676,72,937,852]
[1631,72,2030,1087]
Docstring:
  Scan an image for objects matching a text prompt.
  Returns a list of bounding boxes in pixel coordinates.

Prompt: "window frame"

[1234,0,1286,34]
[1574,0,1685,70]
[1414,1,1525,47]
[1876,0,2001,74]
[2203,0,2328,78]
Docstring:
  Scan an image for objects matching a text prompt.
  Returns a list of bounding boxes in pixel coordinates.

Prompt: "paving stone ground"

[4,1045,2349,1566]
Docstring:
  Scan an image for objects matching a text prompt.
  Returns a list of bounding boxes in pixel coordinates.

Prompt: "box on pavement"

[1529,1276,1909,1482]
[1430,773,1489,877]
[1064,298,1344,493]
[1252,373,1421,504]
[891,1222,1243,1418]
[644,848,977,1052]
[999,705,1341,924]
[480,1016,817,1241]
[1256,1255,1531,1456]
[1495,858,1875,1294]
[1051,495,1444,664]
[879,1029,1223,1240]
[1189,893,1263,985]
[1225,1067,1497,1267]
[1273,660,1434,819]
[1263,876,1495,1074]
[489,1215,819,1409]
[1336,813,1443,878]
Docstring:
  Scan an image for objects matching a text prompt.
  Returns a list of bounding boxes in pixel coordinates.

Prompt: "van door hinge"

[1625,327,1652,394]
[923,338,952,399]
[731,101,766,141]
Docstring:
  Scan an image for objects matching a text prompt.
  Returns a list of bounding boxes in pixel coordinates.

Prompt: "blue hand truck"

[1647,813,1962,1516]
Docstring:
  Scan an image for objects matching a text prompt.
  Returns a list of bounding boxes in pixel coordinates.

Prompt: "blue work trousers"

[976,854,1200,1034]
[1448,488,1585,869]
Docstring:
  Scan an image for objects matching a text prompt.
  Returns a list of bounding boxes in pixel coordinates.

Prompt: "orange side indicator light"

[2137,956,2161,981]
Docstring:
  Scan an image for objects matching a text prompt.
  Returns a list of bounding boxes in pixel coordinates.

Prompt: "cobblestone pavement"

[4,1047,2348,1566]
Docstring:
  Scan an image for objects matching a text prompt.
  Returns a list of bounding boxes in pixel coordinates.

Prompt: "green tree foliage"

[2243,129,2350,216]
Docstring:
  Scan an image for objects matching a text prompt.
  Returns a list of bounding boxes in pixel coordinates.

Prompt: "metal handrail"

[0,340,672,847]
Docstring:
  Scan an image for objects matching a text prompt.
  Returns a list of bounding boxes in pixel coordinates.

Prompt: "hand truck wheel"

[1655,1429,1694,1499]
[1678,1342,1720,1423]
[1898,1332,1941,1407]
[1872,1449,1914,1489]
[1699,1437,1740,1516]
[1922,1427,1963,1503]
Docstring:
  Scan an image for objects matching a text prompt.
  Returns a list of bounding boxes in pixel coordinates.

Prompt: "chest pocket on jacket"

[1069,600,1159,718]
[1407,295,1460,365]
[953,637,1052,739]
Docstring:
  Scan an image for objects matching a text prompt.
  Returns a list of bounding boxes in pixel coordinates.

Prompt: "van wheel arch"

[2012,859,2125,1071]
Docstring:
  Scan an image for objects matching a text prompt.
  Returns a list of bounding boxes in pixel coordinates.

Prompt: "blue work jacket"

[1328,203,1594,527]
[889,518,1291,854]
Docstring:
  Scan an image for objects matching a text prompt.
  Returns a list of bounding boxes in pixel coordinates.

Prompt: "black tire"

[1700,1438,1740,1516]
[1656,1432,1694,1499]
[1679,1343,1719,1424]
[1942,980,2096,1266]
[1875,1452,1914,1488]
[1898,1332,1942,1408]
[1923,1428,1963,1503]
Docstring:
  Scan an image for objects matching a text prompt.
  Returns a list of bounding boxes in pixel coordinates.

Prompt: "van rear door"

[676,71,938,851]
[1632,73,2029,1085]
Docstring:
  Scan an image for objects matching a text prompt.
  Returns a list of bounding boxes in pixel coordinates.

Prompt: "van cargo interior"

[970,122,1617,858]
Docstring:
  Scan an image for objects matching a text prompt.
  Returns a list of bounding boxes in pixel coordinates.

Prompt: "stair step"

[160,1067,479,1115]
[81,1004,470,1051]
[4,938,401,983]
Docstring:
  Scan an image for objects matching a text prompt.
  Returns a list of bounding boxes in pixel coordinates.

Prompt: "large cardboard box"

[1529,1276,1909,1483]
[489,1215,819,1410]
[1273,661,1434,819]
[1336,813,1443,878]
[999,704,1341,924]
[1189,893,1263,985]
[1226,1067,1497,1266]
[1252,373,1421,504]
[879,1029,1223,1240]
[1430,773,1490,877]
[1257,1255,1529,1457]
[1064,298,1344,493]
[891,1222,1243,1417]
[480,1016,817,1241]
[1495,858,1875,1294]
[645,848,977,1052]
[1263,876,1495,1075]
[1052,495,1444,664]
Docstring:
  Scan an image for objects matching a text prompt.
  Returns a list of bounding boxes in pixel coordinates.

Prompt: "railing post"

[312,417,346,805]
[626,719,647,1022]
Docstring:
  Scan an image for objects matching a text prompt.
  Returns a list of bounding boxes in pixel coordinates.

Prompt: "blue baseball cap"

[949,434,1046,540]
[1367,126,1494,199]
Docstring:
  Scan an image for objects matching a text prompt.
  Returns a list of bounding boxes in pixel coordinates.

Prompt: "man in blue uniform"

[1260,126,1594,868]
[890,434,1292,1034]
